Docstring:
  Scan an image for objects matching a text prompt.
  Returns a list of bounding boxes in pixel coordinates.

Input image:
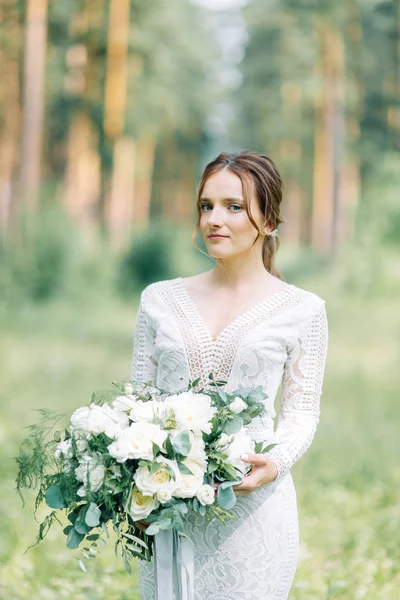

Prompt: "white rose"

[185,431,208,470]
[75,454,105,496]
[134,456,181,497]
[215,432,234,450]
[164,391,216,435]
[174,458,204,499]
[130,400,167,423]
[196,484,215,506]
[70,403,122,440]
[108,421,167,462]
[224,430,255,476]
[229,397,247,414]
[124,383,134,395]
[54,439,73,460]
[125,487,159,521]
[112,395,138,427]
[156,488,172,503]
[73,436,88,454]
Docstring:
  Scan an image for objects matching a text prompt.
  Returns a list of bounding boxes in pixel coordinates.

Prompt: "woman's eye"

[199,203,242,212]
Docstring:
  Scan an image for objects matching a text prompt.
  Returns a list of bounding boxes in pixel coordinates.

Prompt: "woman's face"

[199,169,265,260]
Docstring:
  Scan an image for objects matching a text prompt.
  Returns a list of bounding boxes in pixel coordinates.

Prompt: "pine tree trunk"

[19,0,48,209]
[107,136,136,248]
[0,2,22,239]
[132,134,155,227]
[312,20,344,254]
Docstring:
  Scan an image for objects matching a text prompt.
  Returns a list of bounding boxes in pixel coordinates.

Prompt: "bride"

[131,151,329,599]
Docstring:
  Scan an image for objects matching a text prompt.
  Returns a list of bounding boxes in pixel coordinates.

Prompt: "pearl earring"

[263,228,278,237]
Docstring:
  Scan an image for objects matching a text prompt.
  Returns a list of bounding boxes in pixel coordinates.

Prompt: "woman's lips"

[208,235,228,239]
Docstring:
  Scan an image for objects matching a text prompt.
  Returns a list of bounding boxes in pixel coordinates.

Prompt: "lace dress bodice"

[130,277,329,482]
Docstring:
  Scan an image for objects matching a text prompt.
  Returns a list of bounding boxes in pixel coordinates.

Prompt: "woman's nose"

[207,207,225,226]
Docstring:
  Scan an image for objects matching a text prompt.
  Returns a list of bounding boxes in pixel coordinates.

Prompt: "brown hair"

[192,150,286,281]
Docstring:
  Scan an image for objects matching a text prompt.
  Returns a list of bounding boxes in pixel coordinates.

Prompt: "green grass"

[0,267,399,599]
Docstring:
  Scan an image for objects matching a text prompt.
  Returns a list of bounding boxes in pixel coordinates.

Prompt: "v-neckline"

[177,277,296,345]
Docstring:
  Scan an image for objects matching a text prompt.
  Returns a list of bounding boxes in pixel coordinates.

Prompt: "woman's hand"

[232,453,278,496]
[135,519,150,532]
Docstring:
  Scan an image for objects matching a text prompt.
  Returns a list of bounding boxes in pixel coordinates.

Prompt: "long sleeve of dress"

[130,288,158,385]
[266,300,329,481]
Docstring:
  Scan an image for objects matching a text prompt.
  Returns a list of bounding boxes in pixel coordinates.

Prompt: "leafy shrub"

[117,220,177,296]
[6,204,76,302]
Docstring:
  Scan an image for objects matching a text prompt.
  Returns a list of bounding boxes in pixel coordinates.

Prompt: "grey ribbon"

[154,529,194,600]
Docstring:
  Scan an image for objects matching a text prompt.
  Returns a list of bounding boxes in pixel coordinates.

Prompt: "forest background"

[0,0,399,598]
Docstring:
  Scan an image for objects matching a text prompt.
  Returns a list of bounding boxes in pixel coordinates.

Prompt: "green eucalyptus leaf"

[217,485,236,510]
[177,461,195,475]
[150,461,161,474]
[74,510,91,535]
[206,460,219,474]
[78,559,87,572]
[158,517,173,530]
[171,431,191,456]
[85,502,101,527]
[66,528,85,549]
[224,415,243,435]
[68,510,79,524]
[219,478,242,489]
[145,523,160,536]
[45,483,67,509]
[63,525,73,535]
[175,502,188,516]
[240,411,252,425]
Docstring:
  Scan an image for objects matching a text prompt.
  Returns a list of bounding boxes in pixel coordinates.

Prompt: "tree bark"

[19,0,48,209]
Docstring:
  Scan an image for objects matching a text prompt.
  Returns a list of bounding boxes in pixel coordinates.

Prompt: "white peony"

[164,391,216,435]
[222,430,255,476]
[229,397,247,414]
[112,395,138,427]
[129,400,167,423]
[174,458,204,499]
[134,456,181,497]
[72,436,89,454]
[70,403,123,440]
[196,484,215,506]
[125,487,159,521]
[107,421,167,462]
[75,454,105,496]
[156,488,173,503]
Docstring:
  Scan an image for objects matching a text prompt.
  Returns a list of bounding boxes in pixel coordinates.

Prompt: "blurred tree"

[0,0,23,238]
[231,0,399,255]
[19,0,49,211]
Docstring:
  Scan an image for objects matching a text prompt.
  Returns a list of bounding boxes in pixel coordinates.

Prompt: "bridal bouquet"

[16,373,276,574]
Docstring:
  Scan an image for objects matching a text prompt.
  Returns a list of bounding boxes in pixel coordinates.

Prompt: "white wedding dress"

[130,277,329,600]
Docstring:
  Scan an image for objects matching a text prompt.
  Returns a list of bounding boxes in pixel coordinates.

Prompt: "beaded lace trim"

[156,278,301,388]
